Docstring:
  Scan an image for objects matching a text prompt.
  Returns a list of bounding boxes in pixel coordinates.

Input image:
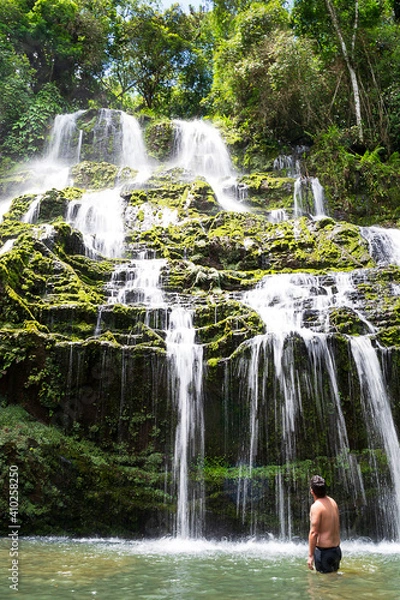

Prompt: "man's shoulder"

[311,499,324,514]
[314,496,336,509]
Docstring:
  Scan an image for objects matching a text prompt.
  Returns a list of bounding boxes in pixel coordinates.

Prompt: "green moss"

[71,161,136,190]
[144,119,174,161]
[377,325,400,347]
[240,172,293,198]
[4,194,37,221]
[0,405,170,536]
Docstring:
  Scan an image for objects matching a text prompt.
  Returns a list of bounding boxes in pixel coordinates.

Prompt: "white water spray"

[62,110,153,255]
[166,307,205,539]
[22,196,42,224]
[108,255,167,309]
[239,271,378,534]
[361,226,400,266]
[293,177,326,218]
[120,112,153,182]
[173,120,248,212]
[67,188,126,258]
[46,110,86,164]
[350,336,400,540]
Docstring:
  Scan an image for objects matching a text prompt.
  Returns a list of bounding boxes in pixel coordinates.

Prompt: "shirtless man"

[307,475,341,573]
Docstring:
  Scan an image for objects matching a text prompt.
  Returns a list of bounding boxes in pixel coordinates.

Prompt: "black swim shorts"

[314,545,342,573]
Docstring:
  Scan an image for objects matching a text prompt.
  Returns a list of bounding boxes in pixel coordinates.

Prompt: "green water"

[1,537,400,599]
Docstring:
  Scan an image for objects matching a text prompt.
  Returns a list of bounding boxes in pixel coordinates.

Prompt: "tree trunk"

[325,0,364,142]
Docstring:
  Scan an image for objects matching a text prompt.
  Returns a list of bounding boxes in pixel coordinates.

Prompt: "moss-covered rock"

[144,119,175,161]
[0,405,170,536]
[71,161,136,190]
[239,172,294,211]
[2,110,400,540]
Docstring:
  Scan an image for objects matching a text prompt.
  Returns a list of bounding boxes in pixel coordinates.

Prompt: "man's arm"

[308,503,320,570]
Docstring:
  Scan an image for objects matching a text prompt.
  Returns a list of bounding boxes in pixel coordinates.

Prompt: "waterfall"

[166,307,205,539]
[276,469,292,540]
[108,255,167,308]
[360,226,400,266]
[273,146,309,178]
[66,188,126,258]
[46,109,151,175]
[61,110,153,256]
[172,119,248,212]
[0,197,13,222]
[120,112,153,182]
[272,147,326,219]
[293,176,326,218]
[22,196,42,224]
[239,271,381,535]
[269,208,288,223]
[46,110,86,164]
[91,108,122,164]
[103,253,167,331]
[350,337,400,540]
[99,254,204,539]
[273,154,301,178]
[0,238,15,255]
[6,106,400,542]
[311,177,326,217]
[94,253,167,338]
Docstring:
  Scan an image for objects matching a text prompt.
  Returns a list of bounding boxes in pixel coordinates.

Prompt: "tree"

[106,2,212,115]
[292,0,393,146]
[210,1,290,116]
[324,0,363,141]
[0,0,113,102]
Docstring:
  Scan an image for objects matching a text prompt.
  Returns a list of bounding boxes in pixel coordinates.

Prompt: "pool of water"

[1,537,399,599]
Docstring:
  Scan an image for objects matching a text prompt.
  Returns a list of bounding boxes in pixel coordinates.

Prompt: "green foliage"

[308,126,400,222]
[4,83,65,159]
[0,35,34,142]
[0,406,170,535]
[107,3,212,116]
[210,1,290,116]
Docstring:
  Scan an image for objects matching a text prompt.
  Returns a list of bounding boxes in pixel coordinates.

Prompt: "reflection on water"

[0,537,399,599]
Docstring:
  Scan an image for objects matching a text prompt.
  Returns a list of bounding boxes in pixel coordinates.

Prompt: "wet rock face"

[1,110,400,539]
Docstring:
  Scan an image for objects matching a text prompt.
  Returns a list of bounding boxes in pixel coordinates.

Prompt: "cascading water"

[41,109,206,538]
[361,226,400,266]
[120,112,153,182]
[46,110,86,165]
[22,196,42,224]
[273,146,326,218]
[293,176,326,218]
[7,106,400,544]
[100,259,205,538]
[0,238,15,255]
[62,110,152,258]
[166,307,205,539]
[66,188,126,258]
[96,252,168,336]
[20,109,87,196]
[268,208,288,223]
[107,254,167,308]
[239,270,397,537]
[350,336,400,539]
[172,119,248,212]
[273,154,301,178]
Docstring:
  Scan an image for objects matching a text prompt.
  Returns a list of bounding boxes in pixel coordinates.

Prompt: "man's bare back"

[308,475,341,572]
